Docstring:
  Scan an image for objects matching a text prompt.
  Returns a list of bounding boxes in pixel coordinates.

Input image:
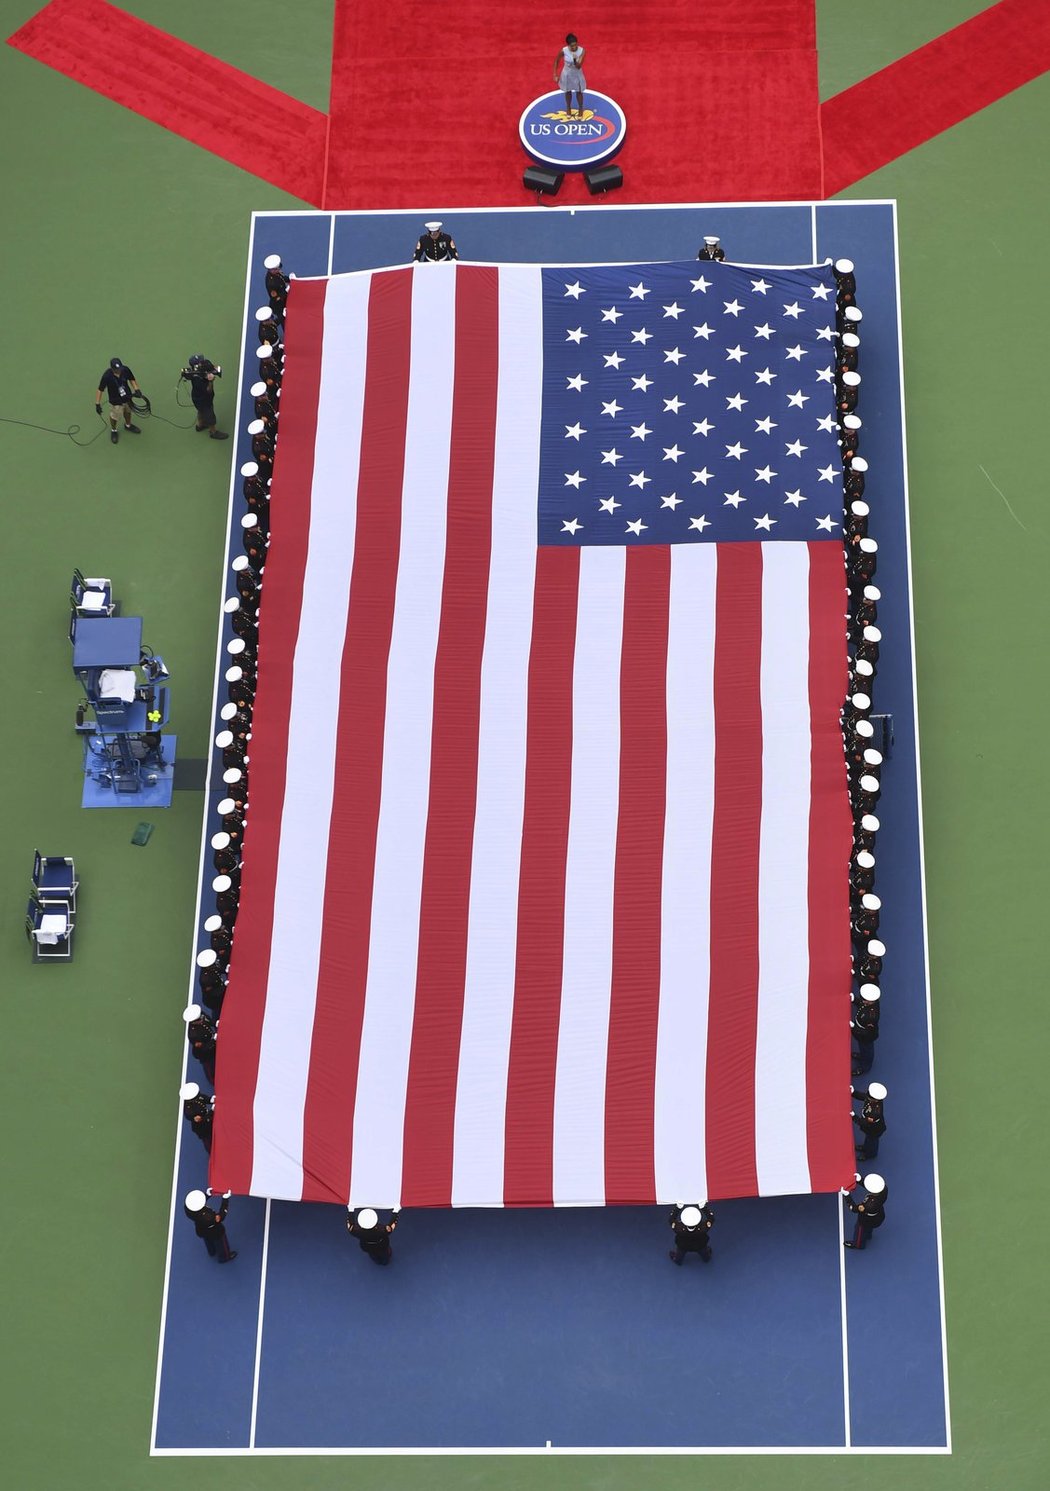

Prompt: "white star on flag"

[787,390,809,408]
[693,419,714,436]
[601,306,623,322]
[750,279,771,294]
[725,442,747,459]
[723,490,745,507]
[754,513,776,530]
[811,283,833,300]
[629,472,651,488]
[631,374,654,392]
[726,345,747,363]
[566,374,587,391]
[694,370,716,387]
[726,393,747,410]
[565,422,586,439]
[723,300,744,316]
[692,468,713,485]
[663,395,685,414]
[755,368,776,384]
[660,492,683,508]
[630,423,652,440]
[629,282,651,299]
[815,514,838,530]
[816,367,835,384]
[601,399,622,417]
[755,465,776,483]
[562,517,582,533]
[626,519,647,535]
[631,328,653,345]
[754,324,774,339]
[566,326,587,343]
[784,489,806,506]
[565,470,586,488]
[816,414,836,432]
[786,345,807,361]
[599,496,621,513]
[663,444,684,462]
[817,325,837,341]
[693,323,714,339]
[755,416,776,433]
[783,302,803,318]
[785,439,807,457]
[663,303,684,319]
[817,464,840,483]
[564,281,584,298]
[664,347,685,364]
[689,514,711,531]
[604,351,625,369]
[601,448,622,465]
[690,276,711,292]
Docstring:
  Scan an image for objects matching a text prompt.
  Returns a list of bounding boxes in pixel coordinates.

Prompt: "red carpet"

[324,1,821,207]
[6,0,327,202]
[821,0,1050,195]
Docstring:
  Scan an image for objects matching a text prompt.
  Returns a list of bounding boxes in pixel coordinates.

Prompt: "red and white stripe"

[211,264,855,1209]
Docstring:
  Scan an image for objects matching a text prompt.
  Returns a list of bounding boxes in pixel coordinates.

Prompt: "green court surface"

[0,2,1045,1487]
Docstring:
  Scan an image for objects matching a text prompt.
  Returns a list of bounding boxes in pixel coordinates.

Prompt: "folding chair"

[25,899,74,960]
[70,567,115,618]
[32,851,78,913]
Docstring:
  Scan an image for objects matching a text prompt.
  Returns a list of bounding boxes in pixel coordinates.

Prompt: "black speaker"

[523,165,564,196]
[584,164,624,195]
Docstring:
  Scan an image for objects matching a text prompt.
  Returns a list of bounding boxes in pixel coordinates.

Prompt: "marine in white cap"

[850,1078,888,1159]
[414,221,458,263]
[843,1171,887,1249]
[851,981,881,1076]
[697,235,726,262]
[347,1206,401,1264]
[668,1201,715,1264]
[180,1082,215,1151]
[184,1187,237,1262]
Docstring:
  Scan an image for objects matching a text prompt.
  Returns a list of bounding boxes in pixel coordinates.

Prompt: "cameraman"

[183,354,229,440]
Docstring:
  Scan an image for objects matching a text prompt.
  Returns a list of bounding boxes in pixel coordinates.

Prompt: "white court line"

[148,212,261,1454]
[838,1201,852,1448]
[810,203,818,264]
[248,1200,272,1450]
[252,198,898,219]
[891,198,953,1452]
[151,1443,951,1458]
[327,212,336,275]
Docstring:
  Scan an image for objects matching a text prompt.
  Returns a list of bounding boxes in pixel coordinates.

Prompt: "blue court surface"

[151,202,949,1455]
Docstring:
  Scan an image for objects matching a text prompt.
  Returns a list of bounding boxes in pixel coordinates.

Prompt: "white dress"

[558,45,586,93]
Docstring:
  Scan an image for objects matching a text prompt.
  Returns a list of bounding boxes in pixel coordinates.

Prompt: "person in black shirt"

[414,221,458,262]
[851,1082,887,1160]
[180,1082,215,1152]
[347,1207,400,1264]
[181,354,229,439]
[668,1203,714,1263]
[697,236,726,262]
[184,1189,237,1261]
[184,1004,218,1085]
[843,1173,887,1249]
[94,357,142,444]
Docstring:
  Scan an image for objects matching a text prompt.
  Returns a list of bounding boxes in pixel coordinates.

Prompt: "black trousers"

[193,391,216,428]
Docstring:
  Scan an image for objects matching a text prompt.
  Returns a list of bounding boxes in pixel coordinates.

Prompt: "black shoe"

[668,1251,682,1265]
[219,1251,238,1263]
[110,430,119,444]
[210,429,229,440]
[843,1241,856,1249]
[196,423,208,433]
[125,423,141,434]
[701,1248,712,1263]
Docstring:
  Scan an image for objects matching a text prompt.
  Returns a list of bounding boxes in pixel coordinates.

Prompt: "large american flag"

[210,259,856,1209]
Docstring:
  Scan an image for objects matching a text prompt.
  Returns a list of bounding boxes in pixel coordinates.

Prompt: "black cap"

[110,357,123,372]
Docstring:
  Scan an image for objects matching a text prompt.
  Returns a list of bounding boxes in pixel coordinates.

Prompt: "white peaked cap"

[204,914,223,932]
[835,258,855,274]
[854,719,875,739]
[861,894,881,911]
[841,332,861,348]
[424,221,442,231]
[254,343,271,358]
[844,306,863,322]
[859,984,881,1002]
[212,832,231,850]
[860,814,880,833]
[231,556,250,574]
[850,501,870,517]
[859,539,878,555]
[851,692,871,710]
[240,515,259,531]
[863,1173,886,1194]
[843,414,862,429]
[224,667,243,684]
[703,236,720,245]
[220,703,238,721]
[680,1205,703,1227]
[255,306,274,322]
[863,749,883,767]
[247,418,266,436]
[215,730,234,749]
[249,381,268,398]
[867,1083,887,1101]
[854,850,876,870]
[213,874,233,893]
[240,461,259,478]
[356,1207,379,1229]
[223,598,240,615]
[227,640,246,659]
[862,623,881,640]
[222,769,243,787]
[862,585,881,602]
[183,1004,202,1023]
[842,371,861,387]
[850,457,869,473]
[854,660,874,678]
[185,1190,208,1213]
[216,798,237,816]
[180,1082,200,1101]
[263,254,283,270]
[196,948,218,968]
[859,774,880,794]
[866,939,886,957]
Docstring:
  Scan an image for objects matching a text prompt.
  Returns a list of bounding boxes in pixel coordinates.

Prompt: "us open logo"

[518,90,627,171]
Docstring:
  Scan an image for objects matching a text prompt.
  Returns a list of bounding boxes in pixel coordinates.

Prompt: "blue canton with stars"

[538,260,844,546]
